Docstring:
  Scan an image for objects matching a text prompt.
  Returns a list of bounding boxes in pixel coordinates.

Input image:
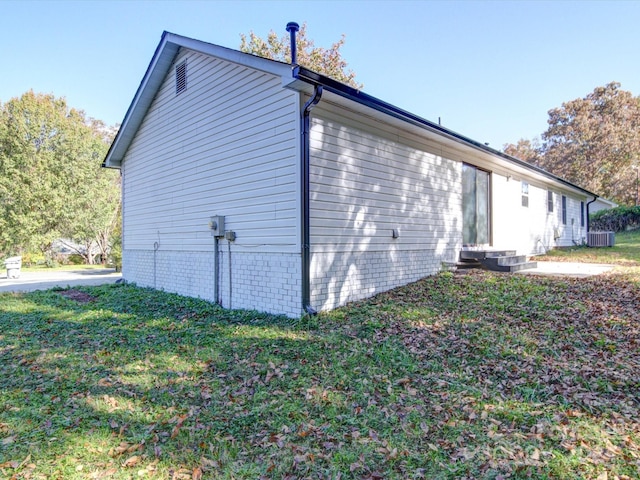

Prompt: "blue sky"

[2,0,639,149]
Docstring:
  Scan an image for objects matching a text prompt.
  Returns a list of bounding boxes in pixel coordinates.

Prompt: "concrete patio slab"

[516,261,615,278]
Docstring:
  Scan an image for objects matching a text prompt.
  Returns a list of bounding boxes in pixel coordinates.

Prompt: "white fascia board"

[166,32,293,78]
[103,33,179,168]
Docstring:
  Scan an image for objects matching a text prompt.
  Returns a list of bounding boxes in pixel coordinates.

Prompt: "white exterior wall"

[121,48,301,317]
[308,107,462,311]
[492,172,587,254]
[561,195,587,246]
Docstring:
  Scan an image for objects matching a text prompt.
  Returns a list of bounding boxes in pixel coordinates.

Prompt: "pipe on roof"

[286,22,299,65]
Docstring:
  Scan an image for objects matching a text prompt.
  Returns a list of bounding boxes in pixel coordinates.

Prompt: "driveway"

[0,268,122,293]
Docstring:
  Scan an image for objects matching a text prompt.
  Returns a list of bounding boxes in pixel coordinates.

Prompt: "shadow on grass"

[1,284,402,478]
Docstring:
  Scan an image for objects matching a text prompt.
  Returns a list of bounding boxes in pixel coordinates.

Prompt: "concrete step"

[480,255,528,268]
[484,261,538,273]
[459,249,537,273]
[460,250,517,261]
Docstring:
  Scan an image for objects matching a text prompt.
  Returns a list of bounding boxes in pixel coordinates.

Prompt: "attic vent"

[175,60,187,95]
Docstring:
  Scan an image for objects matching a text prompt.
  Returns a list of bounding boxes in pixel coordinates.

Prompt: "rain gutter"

[293,67,597,199]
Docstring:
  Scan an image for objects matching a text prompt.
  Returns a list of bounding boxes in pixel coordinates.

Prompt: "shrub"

[590,205,640,232]
[21,252,45,267]
[67,254,85,265]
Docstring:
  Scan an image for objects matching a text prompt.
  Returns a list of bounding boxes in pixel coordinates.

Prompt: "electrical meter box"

[209,215,225,237]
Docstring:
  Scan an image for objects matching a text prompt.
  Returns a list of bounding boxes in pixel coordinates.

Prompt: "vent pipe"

[286,22,299,64]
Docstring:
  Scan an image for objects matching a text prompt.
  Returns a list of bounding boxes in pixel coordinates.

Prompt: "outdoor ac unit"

[587,231,615,247]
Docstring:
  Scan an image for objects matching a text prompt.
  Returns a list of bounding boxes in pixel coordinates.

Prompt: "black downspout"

[586,195,598,234]
[301,86,323,315]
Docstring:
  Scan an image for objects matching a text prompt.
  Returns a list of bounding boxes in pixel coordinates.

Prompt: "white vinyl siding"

[120,48,302,316]
[562,196,587,245]
[309,107,461,251]
[122,49,299,253]
[308,106,461,310]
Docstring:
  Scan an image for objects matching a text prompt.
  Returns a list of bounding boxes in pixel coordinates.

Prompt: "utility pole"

[632,164,639,206]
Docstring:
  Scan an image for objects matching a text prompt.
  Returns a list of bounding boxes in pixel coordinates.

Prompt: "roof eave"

[292,67,597,199]
[103,31,178,169]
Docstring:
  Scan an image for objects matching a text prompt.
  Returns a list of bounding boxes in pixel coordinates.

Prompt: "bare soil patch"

[57,289,97,303]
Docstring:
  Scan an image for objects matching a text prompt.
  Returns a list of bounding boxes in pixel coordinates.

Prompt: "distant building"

[590,197,618,214]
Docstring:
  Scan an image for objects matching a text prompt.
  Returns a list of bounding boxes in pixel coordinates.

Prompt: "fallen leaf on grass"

[98,377,113,387]
[109,441,143,457]
[170,415,189,439]
[89,468,118,479]
[122,455,141,467]
[199,456,219,469]
[169,467,193,479]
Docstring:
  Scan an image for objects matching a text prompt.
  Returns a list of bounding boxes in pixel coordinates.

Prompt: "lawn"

[1,257,639,478]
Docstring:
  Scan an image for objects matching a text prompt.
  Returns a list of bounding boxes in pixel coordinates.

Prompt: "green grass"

[1,272,639,478]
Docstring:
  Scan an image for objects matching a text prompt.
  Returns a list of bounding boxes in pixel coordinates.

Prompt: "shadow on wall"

[309,119,462,311]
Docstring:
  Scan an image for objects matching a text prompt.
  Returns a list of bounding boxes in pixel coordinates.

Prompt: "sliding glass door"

[462,164,490,246]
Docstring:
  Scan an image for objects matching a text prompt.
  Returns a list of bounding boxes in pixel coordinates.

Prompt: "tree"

[240,22,362,89]
[538,83,640,205]
[60,119,120,264]
[0,91,120,262]
[503,137,543,165]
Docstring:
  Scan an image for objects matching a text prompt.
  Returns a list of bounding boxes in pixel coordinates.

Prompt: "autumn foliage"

[504,82,640,206]
[240,22,362,89]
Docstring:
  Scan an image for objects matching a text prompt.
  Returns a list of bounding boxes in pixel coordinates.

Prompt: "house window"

[547,190,554,212]
[562,195,567,225]
[521,181,529,207]
[175,60,187,95]
[580,201,585,227]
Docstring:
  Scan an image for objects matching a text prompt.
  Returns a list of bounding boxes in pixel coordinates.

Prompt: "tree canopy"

[240,22,362,89]
[504,82,640,205]
[503,137,543,166]
[0,91,120,262]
